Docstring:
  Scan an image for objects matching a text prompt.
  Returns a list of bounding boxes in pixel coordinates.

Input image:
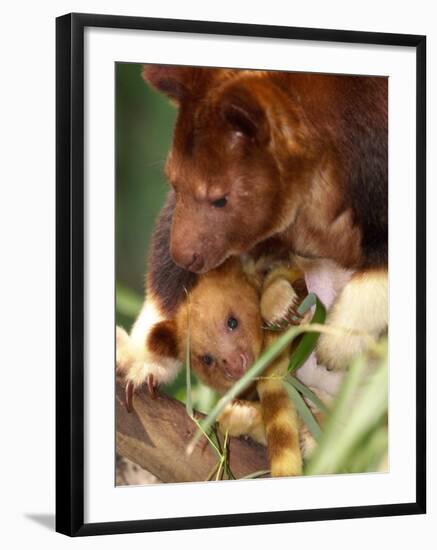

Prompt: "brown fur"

[266,424,298,454]
[256,265,305,477]
[260,391,291,420]
[147,320,178,358]
[143,66,387,278]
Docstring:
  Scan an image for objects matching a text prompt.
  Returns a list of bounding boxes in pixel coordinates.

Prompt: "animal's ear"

[220,84,269,144]
[146,319,179,360]
[142,64,209,104]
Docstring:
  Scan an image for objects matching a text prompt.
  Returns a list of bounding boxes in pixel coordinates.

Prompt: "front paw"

[316,329,369,371]
[317,269,388,370]
[261,279,298,326]
[124,355,181,408]
[217,400,266,444]
[124,372,158,413]
[117,346,182,412]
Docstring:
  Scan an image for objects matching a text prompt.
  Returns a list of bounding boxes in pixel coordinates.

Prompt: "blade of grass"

[222,432,236,480]
[205,464,220,482]
[208,426,224,458]
[184,288,193,418]
[305,347,387,475]
[215,461,224,481]
[284,381,322,440]
[190,416,222,459]
[288,293,326,373]
[185,327,193,418]
[286,376,330,415]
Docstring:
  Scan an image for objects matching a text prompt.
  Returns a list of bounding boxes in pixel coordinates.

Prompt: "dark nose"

[171,248,205,272]
[222,354,247,380]
[188,253,204,271]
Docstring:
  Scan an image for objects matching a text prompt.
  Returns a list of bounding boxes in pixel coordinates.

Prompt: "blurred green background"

[116,62,175,331]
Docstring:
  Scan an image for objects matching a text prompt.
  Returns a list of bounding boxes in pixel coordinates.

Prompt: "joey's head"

[143,65,317,273]
[178,259,263,393]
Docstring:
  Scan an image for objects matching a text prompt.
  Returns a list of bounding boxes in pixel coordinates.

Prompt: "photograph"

[115,63,389,485]
[0,1,431,546]
[54,12,426,536]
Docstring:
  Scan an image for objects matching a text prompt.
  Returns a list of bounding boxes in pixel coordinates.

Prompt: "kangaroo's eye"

[227,316,239,330]
[211,197,227,208]
[201,354,214,367]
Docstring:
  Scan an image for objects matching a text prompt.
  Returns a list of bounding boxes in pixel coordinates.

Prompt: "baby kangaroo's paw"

[261,279,299,327]
[217,400,266,445]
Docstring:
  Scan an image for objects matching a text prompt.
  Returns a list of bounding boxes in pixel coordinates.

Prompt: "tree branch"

[116,378,268,483]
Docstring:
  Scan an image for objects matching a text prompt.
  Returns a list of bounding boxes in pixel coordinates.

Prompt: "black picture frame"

[56,12,426,537]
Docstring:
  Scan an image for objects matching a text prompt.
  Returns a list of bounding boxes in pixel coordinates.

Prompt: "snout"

[222,352,251,381]
[171,246,205,272]
[170,226,207,272]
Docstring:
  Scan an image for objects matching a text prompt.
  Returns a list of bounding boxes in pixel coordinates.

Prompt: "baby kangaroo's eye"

[227,316,239,330]
[201,354,214,367]
[211,197,227,208]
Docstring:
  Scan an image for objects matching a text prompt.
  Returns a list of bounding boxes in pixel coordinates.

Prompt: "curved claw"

[125,380,134,413]
[285,310,302,326]
[147,373,158,399]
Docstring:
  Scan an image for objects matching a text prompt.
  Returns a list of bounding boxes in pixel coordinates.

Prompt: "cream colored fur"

[260,278,298,325]
[217,400,266,445]
[296,354,345,396]
[116,297,182,388]
[216,388,329,462]
[316,270,388,370]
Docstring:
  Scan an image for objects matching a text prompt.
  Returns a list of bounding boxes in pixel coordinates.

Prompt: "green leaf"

[284,381,322,440]
[185,302,193,418]
[288,293,326,373]
[285,376,330,415]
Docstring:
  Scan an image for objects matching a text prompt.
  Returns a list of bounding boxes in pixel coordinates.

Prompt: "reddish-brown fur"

[143,66,387,294]
[147,320,178,358]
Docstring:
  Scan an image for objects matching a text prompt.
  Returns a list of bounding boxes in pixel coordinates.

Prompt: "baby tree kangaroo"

[117,258,310,477]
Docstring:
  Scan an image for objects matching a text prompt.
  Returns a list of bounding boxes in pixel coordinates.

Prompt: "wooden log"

[116,378,269,483]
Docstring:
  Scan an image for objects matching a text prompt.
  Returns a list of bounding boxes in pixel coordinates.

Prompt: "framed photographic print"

[56,12,426,536]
